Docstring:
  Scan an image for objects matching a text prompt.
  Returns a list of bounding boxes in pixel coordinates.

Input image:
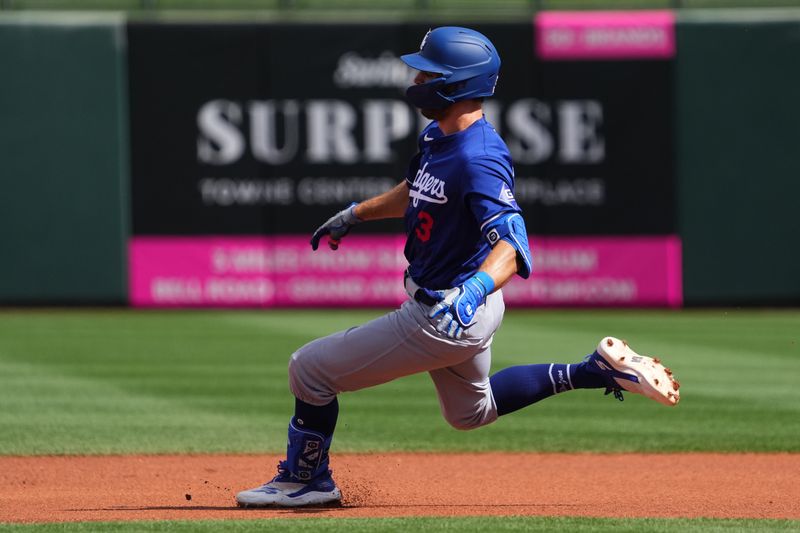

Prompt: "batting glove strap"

[452,272,494,326]
[428,272,494,339]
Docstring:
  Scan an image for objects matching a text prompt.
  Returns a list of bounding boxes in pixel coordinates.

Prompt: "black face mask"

[405,77,455,110]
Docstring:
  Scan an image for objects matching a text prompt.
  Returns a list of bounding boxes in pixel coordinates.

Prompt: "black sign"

[128,22,674,236]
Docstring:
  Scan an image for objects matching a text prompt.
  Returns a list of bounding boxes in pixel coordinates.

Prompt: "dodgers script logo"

[409,162,448,207]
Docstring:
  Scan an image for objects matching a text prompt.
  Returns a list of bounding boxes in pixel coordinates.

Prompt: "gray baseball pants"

[288,282,505,430]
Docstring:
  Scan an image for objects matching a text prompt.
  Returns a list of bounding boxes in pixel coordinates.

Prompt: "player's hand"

[428,272,495,339]
[310,203,362,251]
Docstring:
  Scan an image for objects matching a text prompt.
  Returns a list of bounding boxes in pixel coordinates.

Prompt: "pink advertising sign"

[535,10,676,60]
[503,236,682,307]
[130,235,682,308]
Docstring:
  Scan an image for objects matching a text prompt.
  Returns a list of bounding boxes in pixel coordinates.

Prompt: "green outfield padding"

[0,309,798,455]
[677,11,800,305]
[0,15,129,304]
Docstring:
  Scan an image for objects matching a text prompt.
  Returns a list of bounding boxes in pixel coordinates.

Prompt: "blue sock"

[490,360,606,416]
[294,397,338,437]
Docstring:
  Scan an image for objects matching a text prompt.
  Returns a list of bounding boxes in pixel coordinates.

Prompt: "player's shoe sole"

[591,336,680,406]
[236,476,342,508]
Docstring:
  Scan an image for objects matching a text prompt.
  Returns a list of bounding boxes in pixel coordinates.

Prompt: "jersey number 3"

[415,211,434,242]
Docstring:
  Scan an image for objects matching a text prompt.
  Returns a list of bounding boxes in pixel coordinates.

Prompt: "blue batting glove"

[310,203,362,251]
[428,272,495,339]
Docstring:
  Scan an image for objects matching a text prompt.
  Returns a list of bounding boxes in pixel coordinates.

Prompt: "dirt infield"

[2,453,798,523]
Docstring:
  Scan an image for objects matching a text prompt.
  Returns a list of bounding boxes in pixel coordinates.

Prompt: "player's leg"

[428,345,498,430]
[489,357,607,415]
[428,340,622,428]
[288,301,492,403]
[237,299,490,507]
[489,337,681,416]
[236,407,340,508]
[425,290,508,430]
[426,339,605,429]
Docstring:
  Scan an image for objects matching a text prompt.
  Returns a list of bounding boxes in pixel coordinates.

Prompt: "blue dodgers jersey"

[404,117,523,290]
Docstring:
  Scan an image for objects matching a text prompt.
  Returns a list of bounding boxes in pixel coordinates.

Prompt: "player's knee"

[288,350,314,399]
[288,348,336,405]
[287,349,303,376]
[443,411,486,431]
[442,397,498,431]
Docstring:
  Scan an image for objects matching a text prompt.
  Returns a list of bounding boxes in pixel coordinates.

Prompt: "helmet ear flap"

[441,80,466,96]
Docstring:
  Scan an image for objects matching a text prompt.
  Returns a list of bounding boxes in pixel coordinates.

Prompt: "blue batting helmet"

[400,26,501,109]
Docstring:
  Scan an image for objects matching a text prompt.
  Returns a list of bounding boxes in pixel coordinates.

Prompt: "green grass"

[2,516,800,532]
[0,308,798,455]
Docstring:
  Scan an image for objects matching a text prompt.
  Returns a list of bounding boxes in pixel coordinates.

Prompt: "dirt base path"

[2,453,798,523]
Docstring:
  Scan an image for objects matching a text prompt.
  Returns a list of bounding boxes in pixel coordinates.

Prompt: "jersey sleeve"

[462,156,521,226]
[463,156,533,278]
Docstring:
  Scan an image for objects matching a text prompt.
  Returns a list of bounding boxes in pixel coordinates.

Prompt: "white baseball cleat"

[586,336,680,406]
[236,462,342,508]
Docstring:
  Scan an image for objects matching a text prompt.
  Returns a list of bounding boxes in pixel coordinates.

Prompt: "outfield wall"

[0,14,129,304]
[0,11,798,306]
[676,11,800,305]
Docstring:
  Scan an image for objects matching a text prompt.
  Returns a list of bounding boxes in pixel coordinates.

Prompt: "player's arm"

[353,180,409,221]
[475,210,533,290]
[476,239,519,291]
[310,180,409,251]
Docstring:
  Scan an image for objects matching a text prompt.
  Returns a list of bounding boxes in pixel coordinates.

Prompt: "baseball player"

[236,26,680,508]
